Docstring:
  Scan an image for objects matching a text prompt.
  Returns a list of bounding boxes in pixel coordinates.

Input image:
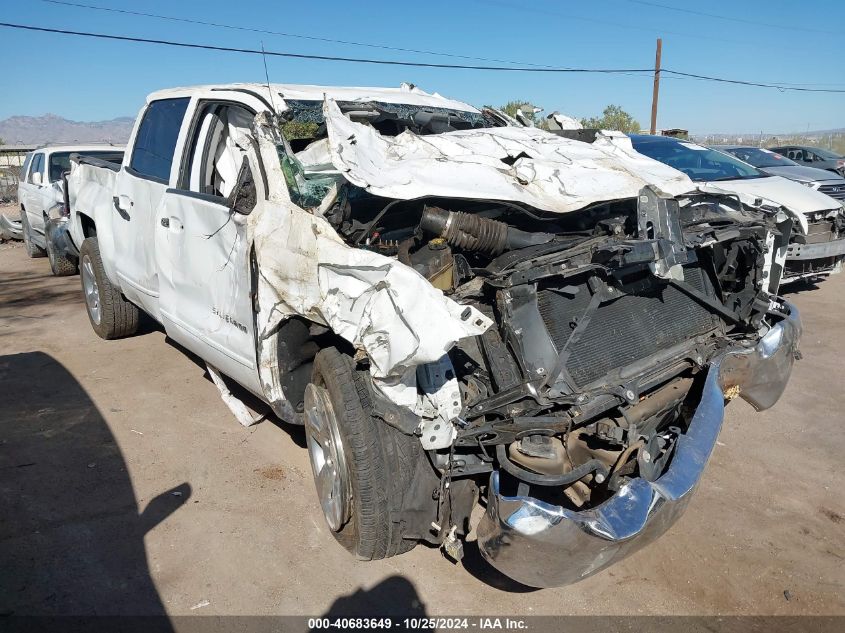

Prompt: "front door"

[155,102,262,394]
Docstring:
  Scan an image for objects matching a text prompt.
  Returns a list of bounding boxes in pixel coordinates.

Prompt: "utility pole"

[650,38,662,135]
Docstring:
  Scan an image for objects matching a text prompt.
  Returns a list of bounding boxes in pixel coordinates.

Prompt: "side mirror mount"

[227,156,257,216]
[31,172,42,186]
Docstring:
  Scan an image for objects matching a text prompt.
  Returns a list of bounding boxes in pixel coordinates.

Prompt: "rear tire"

[20,211,46,258]
[79,237,139,339]
[305,348,427,560]
[45,222,77,276]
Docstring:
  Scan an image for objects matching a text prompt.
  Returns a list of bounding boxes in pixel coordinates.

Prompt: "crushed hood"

[323,99,695,213]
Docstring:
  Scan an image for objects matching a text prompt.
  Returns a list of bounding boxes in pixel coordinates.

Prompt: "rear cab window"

[129,97,190,183]
[48,151,124,183]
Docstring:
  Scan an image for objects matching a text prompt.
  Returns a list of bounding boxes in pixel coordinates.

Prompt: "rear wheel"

[79,237,139,339]
[20,211,46,258]
[45,222,77,276]
[305,348,428,560]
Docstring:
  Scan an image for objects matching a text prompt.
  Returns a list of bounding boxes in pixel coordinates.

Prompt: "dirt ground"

[1,236,843,618]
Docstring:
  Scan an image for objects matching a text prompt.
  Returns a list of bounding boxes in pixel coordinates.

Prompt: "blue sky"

[3,0,844,133]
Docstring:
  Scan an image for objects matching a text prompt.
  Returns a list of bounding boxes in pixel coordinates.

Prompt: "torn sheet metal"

[323,99,694,213]
[207,363,262,427]
[546,112,583,131]
[245,112,492,419]
[250,200,492,381]
[698,182,810,235]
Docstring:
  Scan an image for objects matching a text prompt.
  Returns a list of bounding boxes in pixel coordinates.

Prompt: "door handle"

[160,217,170,228]
[112,195,132,220]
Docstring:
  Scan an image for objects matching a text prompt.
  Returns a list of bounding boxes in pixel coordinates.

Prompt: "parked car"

[67,84,800,588]
[769,145,845,177]
[714,145,845,202]
[630,135,845,283]
[17,144,124,274]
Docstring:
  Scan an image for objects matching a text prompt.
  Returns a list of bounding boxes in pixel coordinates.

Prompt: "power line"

[0,22,652,74]
[624,0,838,36]
[1,21,844,94]
[662,70,845,93]
[39,0,555,69]
[41,0,845,88]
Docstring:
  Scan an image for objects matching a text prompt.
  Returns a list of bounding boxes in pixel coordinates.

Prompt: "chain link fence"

[0,166,20,204]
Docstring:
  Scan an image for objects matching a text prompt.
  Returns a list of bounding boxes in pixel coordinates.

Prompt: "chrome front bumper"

[476,304,802,588]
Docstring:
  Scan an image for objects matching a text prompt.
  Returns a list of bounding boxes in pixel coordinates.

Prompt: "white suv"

[18,144,123,273]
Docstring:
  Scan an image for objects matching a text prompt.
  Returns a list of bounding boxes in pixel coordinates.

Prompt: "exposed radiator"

[537,265,723,387]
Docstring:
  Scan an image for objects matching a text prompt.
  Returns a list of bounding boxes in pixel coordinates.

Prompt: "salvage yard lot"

[1,237,843,617]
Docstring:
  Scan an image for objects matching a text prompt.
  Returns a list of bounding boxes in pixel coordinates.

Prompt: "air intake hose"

[419,206,554,255]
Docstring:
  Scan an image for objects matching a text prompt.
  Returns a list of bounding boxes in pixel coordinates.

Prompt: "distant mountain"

[0,114,134,145]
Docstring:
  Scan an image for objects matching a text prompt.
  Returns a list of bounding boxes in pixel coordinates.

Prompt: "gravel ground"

[1,241,843,618]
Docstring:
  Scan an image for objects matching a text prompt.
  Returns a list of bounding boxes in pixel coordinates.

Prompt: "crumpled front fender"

[476,303,801,588]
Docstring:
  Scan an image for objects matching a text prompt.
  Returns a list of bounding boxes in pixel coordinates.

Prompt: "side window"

[129,97,190,183]
[28,153,44,184]
[19,153,33,180]
[183,103,256,200]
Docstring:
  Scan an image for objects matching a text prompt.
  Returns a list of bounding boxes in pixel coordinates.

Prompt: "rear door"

[111,97,190,317]
[155,99,264,393]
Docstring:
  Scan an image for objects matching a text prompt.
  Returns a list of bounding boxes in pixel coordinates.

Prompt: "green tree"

[581,105,641,134]
[280,120,319,140]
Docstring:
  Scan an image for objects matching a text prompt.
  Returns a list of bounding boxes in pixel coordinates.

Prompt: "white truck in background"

[66,83,801,588]
[17,144,124,274]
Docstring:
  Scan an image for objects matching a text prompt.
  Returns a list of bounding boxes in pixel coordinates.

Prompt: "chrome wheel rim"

[304,383,351,532]
[81,255,101,325]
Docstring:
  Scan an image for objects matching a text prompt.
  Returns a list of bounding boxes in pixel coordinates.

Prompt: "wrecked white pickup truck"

[67,83,801,588]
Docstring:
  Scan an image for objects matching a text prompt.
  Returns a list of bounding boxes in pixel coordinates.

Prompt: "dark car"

[769,145,845,177]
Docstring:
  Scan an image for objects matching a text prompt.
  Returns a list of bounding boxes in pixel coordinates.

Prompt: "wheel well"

[79,213,96,238]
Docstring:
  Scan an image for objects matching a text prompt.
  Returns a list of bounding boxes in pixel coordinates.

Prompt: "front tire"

[79,237,139,339]
[20,211,46,258]
[305,348,428,560]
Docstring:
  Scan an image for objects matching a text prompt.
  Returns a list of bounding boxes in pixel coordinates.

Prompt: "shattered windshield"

[275,99,504,209]
[276,142,338,209]
[282,99,502,137]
